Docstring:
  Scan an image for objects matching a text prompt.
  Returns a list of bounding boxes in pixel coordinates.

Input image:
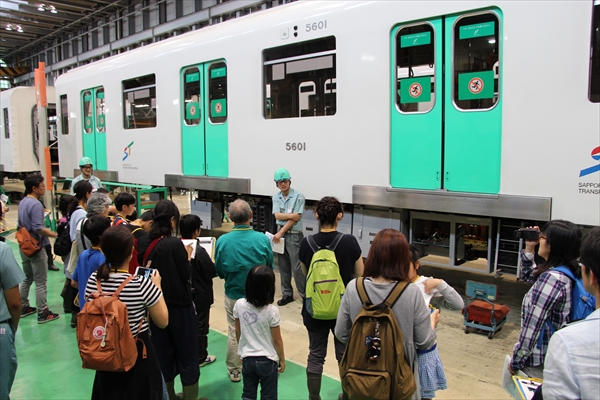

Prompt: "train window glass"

[183,67,201,125]
[82,90,93,134]
[208,62,228,124]
[590,0,600,102]
[263,36,336,119]
[453,13,500,110]
[60,95,69,135]
[96,87,106,133]
[396,24,435,113]
[122,74,157,129]
[3,108,8,139]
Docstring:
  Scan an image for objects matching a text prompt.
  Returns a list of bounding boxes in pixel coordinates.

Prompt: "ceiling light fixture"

[5,23,24,32]
[37,4,58,13]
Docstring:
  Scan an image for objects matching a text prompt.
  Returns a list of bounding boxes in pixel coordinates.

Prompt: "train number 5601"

[306,21,327,32]
[286,142,306,151]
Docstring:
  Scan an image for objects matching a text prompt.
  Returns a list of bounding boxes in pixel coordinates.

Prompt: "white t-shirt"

[233,298,280,362]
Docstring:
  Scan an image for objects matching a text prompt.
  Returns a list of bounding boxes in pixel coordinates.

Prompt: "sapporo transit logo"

[123,141,134,162]
[579,146,600,177]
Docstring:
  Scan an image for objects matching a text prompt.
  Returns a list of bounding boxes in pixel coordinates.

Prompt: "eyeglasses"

[276,180,290,185]
[82,165,92,169]
[539,234,547,241]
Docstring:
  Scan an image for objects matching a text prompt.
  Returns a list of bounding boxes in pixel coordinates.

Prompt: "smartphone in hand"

[135,266,154,279]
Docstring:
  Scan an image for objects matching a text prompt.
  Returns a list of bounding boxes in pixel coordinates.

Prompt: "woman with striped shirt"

[85,225,168,399]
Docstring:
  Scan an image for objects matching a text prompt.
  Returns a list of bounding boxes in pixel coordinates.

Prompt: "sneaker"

[229,370,241,382]
[37,308,60,324]
[277,295,294,306]
[21,306,36,318]
[200,355,217,367]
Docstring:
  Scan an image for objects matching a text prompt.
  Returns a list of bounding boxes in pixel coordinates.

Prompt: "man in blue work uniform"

[272,168,306,306]
[70,156,103,195]
[215,199,273,382]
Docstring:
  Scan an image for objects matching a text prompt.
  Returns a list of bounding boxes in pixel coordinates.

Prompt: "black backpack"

[53,220,71,257]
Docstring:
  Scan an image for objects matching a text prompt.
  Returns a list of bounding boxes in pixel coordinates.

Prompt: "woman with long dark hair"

[84,225,168,399]
[137,200,200,400]
[509,220,582,378]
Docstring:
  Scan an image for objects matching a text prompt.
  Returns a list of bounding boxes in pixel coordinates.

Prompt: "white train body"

[0,86,56,176]
[55,0,599,230]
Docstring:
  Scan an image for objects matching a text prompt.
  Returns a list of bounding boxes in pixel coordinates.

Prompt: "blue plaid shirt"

[512,253,572,371]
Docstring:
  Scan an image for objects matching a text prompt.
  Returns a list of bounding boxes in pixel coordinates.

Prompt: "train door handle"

[436,172,440,181]
[445,172,450,182]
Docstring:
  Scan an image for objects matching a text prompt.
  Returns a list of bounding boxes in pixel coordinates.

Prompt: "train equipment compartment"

[54,1,600,274]
[0,86,58,180]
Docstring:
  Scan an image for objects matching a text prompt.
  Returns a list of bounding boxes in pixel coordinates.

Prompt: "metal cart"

[463,280,510,339]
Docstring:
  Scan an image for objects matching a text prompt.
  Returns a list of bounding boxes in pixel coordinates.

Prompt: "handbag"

[16,226,42,257]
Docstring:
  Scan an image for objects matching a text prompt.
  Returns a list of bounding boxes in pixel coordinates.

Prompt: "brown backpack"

[76,275,146,372]
[16,226,41,257]
[339,278,417,400]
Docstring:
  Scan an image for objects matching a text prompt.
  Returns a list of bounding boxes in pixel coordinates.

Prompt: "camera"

[514,228,540,241]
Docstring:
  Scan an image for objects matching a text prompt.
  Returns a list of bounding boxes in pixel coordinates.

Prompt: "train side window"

[453,13,500,110]
[396,24,435,113]
[208,62,227,124]
[123,74,157,129]
[96,87,106,133]
[3,108,8,139]
[183,67,201,125]
[82,90,93,134]
[590,0,600,102]
[60,95,69,135]
[264,36,336,119]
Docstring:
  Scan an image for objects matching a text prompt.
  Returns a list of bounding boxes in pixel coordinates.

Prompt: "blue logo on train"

[579,146,600,177]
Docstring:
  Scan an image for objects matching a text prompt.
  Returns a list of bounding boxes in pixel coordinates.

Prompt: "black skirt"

[91,330,163,400]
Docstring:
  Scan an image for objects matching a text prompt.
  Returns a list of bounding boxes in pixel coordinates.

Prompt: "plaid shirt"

[511,266,572,371]
[519,251,537,284]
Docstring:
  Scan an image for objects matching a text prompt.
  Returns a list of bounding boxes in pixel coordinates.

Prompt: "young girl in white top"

[409,245,464,400]
[234,266,285,400]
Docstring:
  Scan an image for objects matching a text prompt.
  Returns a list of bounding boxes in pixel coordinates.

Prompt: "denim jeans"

[19,249,48,312]
[242,356,278,400]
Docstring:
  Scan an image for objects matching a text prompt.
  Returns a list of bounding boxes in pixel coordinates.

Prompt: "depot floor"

[1,186,529,399]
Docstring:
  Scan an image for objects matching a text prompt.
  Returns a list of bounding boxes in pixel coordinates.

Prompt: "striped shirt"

[511,269,571,371]
[84,272,162,334]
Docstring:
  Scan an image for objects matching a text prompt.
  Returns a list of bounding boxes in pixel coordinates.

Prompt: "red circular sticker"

[92,326,105,340]
[409,83,422,98]
[215,102,222,114]
[189,105,197,117]
[468,77,484,94]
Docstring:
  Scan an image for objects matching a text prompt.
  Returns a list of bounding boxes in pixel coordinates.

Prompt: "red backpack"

[76,276,145,372]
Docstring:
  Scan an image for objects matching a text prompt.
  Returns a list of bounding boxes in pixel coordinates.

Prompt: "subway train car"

[0,86,58,179]
[55,1,600,274]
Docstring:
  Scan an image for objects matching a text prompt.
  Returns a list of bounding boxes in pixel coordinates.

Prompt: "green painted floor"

[5,240,342,400]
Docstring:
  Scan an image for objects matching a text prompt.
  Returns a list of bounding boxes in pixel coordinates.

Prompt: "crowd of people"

[0,165,599,400]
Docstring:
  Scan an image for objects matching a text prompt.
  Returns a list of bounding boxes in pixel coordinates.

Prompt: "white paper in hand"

[265,231,285,254]
[181,239,197,259]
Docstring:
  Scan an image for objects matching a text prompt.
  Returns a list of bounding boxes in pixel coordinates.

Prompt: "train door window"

[60,94,69,135]
[123,74,157,129]
[183,67,201,125]
[453,13,500,110]
[396,24,436,113]
[3,108,8,138]
[96,87,106,133]
[263,36,336,119]
[590,0,600,102]
[208,62,227,124]
[83,90,93,134]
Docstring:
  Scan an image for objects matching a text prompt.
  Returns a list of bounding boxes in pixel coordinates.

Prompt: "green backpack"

[305,233,346,320]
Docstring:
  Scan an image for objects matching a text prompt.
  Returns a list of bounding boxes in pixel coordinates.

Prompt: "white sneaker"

[200,355,217,367]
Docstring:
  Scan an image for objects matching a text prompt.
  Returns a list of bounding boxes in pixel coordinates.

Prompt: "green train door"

[81,87,107,170]
[391,19,443,190]
[181,60,228,177]
[390,10,502,194]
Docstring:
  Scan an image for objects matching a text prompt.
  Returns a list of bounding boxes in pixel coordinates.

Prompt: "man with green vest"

[215,199,273,383]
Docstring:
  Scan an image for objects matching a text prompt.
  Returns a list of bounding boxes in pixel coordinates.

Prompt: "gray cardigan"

[335,278,436,400]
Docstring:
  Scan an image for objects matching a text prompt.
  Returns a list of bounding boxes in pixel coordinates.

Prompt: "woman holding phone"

[84,225,168,399]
